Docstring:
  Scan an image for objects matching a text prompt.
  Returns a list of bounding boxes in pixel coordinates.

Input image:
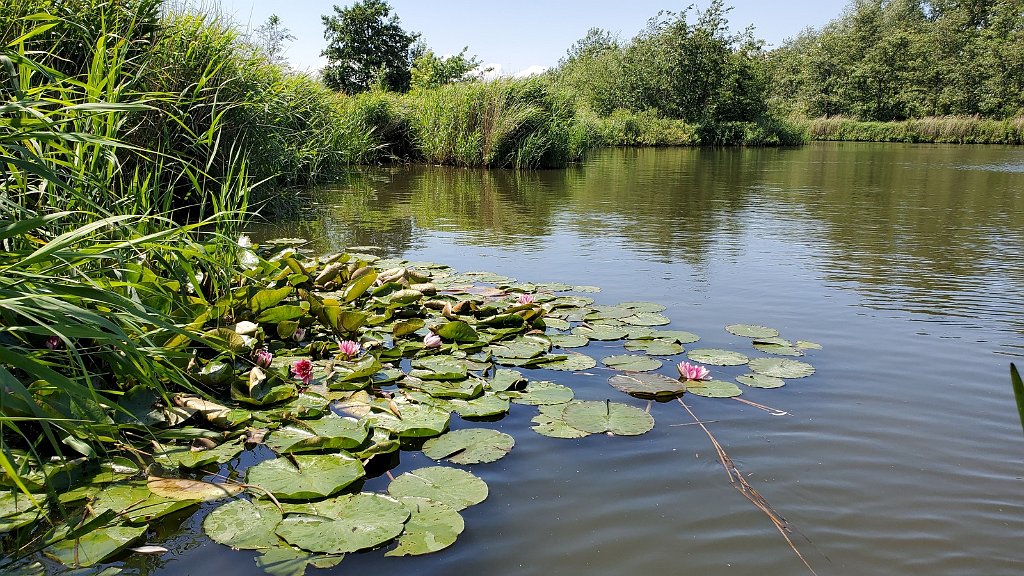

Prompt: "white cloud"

[512,65,549,78]
[478,62,503,80]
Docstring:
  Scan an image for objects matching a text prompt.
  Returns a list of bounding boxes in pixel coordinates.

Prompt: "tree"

[410,47,487,90]
[320,0,419,93]
[254,14,295,65]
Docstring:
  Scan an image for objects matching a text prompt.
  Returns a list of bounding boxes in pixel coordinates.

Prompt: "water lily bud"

[423,333,442,349]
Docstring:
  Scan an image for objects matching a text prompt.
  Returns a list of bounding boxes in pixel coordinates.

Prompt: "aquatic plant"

[678,361,711,381]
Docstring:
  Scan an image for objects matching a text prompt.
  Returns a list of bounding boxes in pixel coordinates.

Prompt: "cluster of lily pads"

[0,238,820,576]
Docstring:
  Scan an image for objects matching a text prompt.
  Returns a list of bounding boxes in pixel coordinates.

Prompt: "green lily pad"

[155,440,245,469]
[561,401,655,436]
[276,493,410,554]
[608,372,687,400]
[446,393,511,418]
[531,405,589,439]
[0,492,44,534]
[204,498,284,550]
[748,358,815,379]
[422,429,515,465]
[686,380,743,398]
[488,369,526,392]
[725,324,779,339]
[401,375,484,400]
[543,317,571,331]
[687,349,749,366]
[330,355,383,386]
[504,380,574,405]
[736,373,786,389]
[254,547,343,576]
[246,454,365,500]
[91,482,197,525]
[388,467,488,511]
[621,312,671,326]
[364,402,450,438]
[488,336,550,360]
[537,352,597,372]
[752,342,804,356]
[148,477,243,502]
[572,325,629,341]
[584,306,634,320]
[623,338,684,356]
[648,329,701,344]
[45,524,147,567]
[386,497,464,557]
[796,340,823,350]
[435,321,479,343]
[548,333,589,348]
[602,354,663,372]
[621,301,667,313]
[265,416,369,454]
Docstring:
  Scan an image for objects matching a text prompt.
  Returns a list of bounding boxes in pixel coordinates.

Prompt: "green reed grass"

[801,115,1024,144]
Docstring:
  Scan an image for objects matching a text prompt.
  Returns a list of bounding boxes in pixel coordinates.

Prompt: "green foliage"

[410,47,485,90]
[770,0,1024,120]
[320,0,420,94]
[800,115,1024,144]
[253,14,295,65]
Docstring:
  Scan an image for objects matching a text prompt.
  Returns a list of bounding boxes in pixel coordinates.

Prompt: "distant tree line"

[769,0,1024,120]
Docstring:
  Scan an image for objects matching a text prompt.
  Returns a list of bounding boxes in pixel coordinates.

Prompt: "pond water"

[182,143,1024,575]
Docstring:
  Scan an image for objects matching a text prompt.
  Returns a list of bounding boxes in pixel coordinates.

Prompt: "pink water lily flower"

[677,361,710,381]
[423,333,442,349]
[253,349,273,368]
[338,340,360,359]
[517,293,535,305]
[292,327,306,342]
[291,358,315,385]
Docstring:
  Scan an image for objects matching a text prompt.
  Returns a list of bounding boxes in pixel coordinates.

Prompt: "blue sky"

[215,1,851,75]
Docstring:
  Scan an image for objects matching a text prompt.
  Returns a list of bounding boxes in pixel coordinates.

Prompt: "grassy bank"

[799,116,1024,145]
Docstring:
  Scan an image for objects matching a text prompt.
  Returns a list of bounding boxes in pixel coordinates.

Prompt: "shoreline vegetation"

[0,0,1021,573]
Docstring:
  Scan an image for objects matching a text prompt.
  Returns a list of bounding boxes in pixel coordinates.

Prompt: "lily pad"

[537,352,597,372]
[265,416,369,454]
[0,492,43,534]
[548,333,589,348]
[608,372,687,400]
[147,477,242,502]
[246,454,365,500]
[543,317,571,331]
[254,547,343,576]
[446,393,511,418]
[752,342,804,356]
[45,525,147,567]
[401,375,483,400]
[621,301,667,313]
[572,325,629,341]
[686,380,743,398]
[561,400,655,436]
[91,482,197,525]
[204,498,284,550]
[435,321,479,343]
[687,349,749,366]
[748,358,816,379]
[488,369,526,392]
[386,497,464,557]
[422,429,514,465]
[623,338,684,356]
[387,467,488,511]
[796,340,823,350]
[736,373,786,389]
[155,440,244,469]
[364,401,451,438]
[504,380,574,405]
[531,405,589,439]
[276,493,410,554]
[725,324,779,339]
[648,329,701,344]
[602,354,663,372]
[620,312,671,326]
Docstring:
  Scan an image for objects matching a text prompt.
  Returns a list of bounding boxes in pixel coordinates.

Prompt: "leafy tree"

[320,0,419,93]
[254,14,295,65]
[410,47,487,90]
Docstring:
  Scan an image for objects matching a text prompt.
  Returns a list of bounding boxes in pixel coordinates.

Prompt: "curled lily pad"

[204,498,284,550]
[748,358,815,379]
[686,380,743,398]
[608,372,687,400]
[488,369,526,392]
[537,352,597,372]
[562,400,655,436]
[45,525,147,567]
[91,482,197,525]
[503,380,574,406]
[435,321,479,343]
[602,354,663,372]
[736,373,786,389]
[246,454,365,500]
[276,493,410,554]
[687,349,749,366]
[387,467,488,511]
[422,429,514,464]
[725,324,779,339]
[147,477,242,502]
[623,338,684,356]
[386,497,464,557]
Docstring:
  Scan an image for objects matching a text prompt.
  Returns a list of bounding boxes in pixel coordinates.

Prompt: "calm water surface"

[169,143,1024,575]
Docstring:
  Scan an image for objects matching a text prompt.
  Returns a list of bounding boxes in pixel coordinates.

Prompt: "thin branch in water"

[669,420,719,427]
[676,398,817,576]
[732,397,790,416]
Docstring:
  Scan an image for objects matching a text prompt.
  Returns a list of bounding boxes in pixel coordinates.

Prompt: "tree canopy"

[321,0,419,93]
